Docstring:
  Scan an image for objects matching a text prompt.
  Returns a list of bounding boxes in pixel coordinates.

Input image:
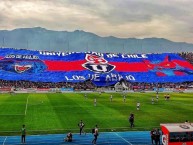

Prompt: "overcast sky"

[0,0,193,43]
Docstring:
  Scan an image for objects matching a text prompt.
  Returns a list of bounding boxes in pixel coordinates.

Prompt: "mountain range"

[0,27,193,53]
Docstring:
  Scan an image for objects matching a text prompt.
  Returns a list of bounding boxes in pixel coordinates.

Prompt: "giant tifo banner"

[0,48,193,86]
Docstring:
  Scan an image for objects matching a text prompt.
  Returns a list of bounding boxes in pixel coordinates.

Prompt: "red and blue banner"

[0,48,193,86]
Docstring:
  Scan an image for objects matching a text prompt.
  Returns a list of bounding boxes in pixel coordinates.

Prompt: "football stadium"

[0,48,193,145]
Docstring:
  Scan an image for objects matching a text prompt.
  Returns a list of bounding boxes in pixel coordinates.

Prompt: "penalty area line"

[25,96,29,116]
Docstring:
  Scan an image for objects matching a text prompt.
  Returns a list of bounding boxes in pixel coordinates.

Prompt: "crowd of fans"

[1,79,193,91]
[125,81,193,90]
[179,52,193,65]
[0,52,193,91]
[0,79,96,90]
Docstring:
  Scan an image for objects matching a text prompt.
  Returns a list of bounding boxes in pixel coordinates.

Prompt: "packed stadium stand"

[1,48,193,145]
[0,48,193,92]
[179,52,193,65]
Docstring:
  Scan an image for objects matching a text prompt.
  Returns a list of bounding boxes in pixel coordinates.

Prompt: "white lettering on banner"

[111,73,118,81]
[39,51,69,57]
[105,75,111,82]
[113,54,119,57]
[106,54,113,58]
[90,52,103,57]
[90,73,134,82]
[106,54,119,58]
[93,74,100,81]
[126,75,135,81]
[65,75,86,81]
[105,73,124,81]
[54,52,68,56]
[89,64,108,72]
[22,55,39,59]
[39,51,148,59]
[5,55,39,59]
[5,54,15,58]
[16,55,22,58]
[65,73,136,82]
[141,54,147,58]
[121,54,147,58]
[46,52,54,55]
[105,73,135,81]
[88,74,100,81]
[65,76,73,81]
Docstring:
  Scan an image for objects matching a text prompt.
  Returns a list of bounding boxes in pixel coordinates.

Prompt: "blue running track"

[0,131,154,145]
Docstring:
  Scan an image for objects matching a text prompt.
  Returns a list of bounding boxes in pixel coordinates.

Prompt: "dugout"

[160,123,193,145]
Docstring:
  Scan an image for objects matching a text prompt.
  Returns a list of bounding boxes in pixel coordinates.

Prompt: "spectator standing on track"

[157,129,161,145]
[154,128,161,145]
[21,124,26,144]
[78,120,85,135]
[92,125,99,145]
[150,128,155,145]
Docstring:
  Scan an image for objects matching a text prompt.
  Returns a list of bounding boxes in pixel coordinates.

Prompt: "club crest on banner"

[0,54,47,73]
[82,54,115,73]
[15,64,32,73]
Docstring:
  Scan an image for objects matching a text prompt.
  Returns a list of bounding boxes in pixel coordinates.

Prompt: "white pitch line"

[25,96,29,115]
[114,132,132,145]
[3,136,7,145]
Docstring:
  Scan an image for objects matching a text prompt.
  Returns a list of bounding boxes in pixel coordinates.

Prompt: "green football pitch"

[0,92,192,135]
